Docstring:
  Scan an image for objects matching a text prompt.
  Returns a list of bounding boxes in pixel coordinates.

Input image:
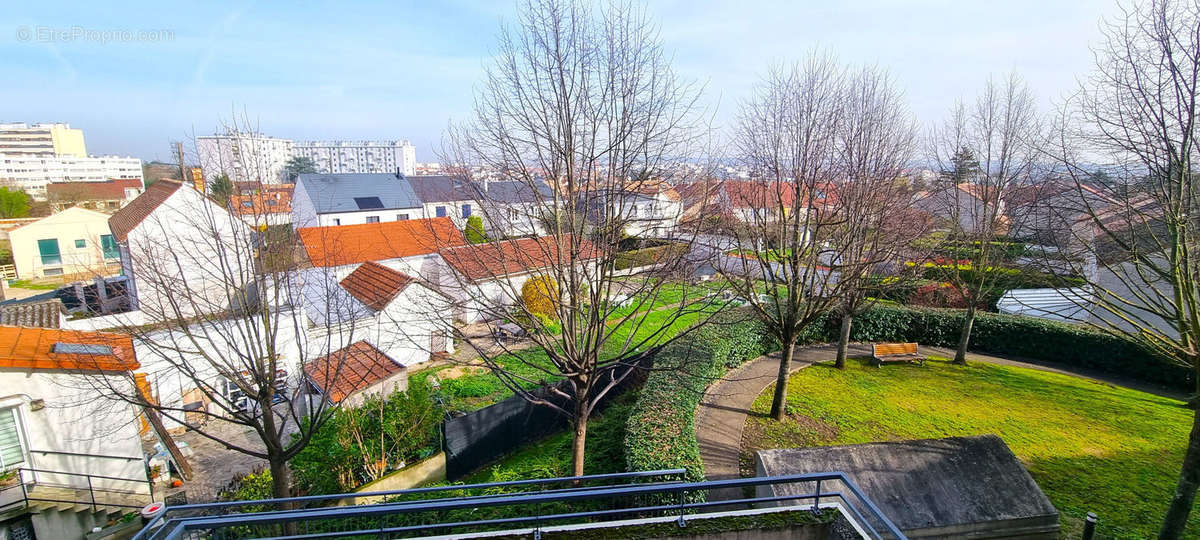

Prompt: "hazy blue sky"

[2,1,1121,162]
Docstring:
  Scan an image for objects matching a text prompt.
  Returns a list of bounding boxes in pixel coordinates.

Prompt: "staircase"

[23,483,152,515]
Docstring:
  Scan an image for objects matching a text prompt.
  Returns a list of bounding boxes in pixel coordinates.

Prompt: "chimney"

[395,167,402,179]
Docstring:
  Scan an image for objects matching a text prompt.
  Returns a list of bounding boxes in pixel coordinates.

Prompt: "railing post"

[812,479,821,513]
[676,489,686,527]
[88,475,96,512]
[18,468,28,506]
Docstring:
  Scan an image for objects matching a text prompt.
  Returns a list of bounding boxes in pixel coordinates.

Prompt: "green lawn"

[743,358,1197,539]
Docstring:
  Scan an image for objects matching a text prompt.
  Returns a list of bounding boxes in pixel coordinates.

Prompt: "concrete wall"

[340,452,446,505]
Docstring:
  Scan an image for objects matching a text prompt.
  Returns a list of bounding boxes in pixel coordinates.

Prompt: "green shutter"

[101,235,119,259]
[0,408,24,471]
[37,239,60,265]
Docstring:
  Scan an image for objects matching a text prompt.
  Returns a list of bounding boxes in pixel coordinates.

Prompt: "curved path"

[694,343,1188,500]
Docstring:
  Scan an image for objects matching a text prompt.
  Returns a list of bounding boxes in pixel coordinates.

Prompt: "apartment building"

[293,140,416,177]
[0,122,86,157]
[196,132,294,184]
[0,155,143,199]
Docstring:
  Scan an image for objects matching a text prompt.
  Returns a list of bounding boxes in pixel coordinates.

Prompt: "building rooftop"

[296,172,423,214]
[297,217,466,268]
[339,262,414,311]
[107,179,183,241]
[440,235,597,282]
[756,435,1059,538]
[0,298,66,328]
[303,340,404,403]
[0,325,138,372]
[407,175,478,204]
[46,178,144,201]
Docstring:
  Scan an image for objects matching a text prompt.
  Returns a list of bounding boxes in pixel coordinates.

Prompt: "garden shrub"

[521,274,559,318]
[615,243,688,270]
[290,379,443,495]
[464,215,488,244]
[624,312,775,485]
[217,468,274,511]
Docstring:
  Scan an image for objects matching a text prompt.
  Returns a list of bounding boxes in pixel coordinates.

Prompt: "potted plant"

[0,469,18,488]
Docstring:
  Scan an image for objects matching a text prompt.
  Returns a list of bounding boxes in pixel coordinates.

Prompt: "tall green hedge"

[623,313,775,483]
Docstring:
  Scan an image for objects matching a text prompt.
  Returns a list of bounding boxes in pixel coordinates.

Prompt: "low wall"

[339,452,446,505]
[63,309,146,331]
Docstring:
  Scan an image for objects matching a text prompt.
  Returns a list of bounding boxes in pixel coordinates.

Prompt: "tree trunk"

[1159,403,1200,539]
[571,403,590,477]
[268,456,292,499]
[835,313,853,369]
[954,304,975,365]
[769,338,797,420]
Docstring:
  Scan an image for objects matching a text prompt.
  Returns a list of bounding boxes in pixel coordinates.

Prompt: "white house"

[291,172,424,228]
[0,326,150,539]
[475,180,551,238]
[8,207,122,280]
[108,180,254,322]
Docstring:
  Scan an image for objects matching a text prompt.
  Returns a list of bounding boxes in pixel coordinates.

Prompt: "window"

[435,206,447,217]
[74,239,86,249]
[366,216,380,223]
[353,197,384,210]
[461,204,472,218]
[241,200,253,208]
[0,407,25,471]
[100,234,119,259]
[333,218,341,226]
[396,213,409,220]
[37,239,60,265]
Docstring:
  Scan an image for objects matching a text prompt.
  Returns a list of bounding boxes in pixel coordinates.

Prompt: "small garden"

[742,359,1197,539]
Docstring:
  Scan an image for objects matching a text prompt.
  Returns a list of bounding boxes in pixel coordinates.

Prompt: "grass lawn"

[742,358,1197,539]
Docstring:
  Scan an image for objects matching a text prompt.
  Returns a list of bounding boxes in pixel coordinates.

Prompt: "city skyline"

[4,1,1121,163]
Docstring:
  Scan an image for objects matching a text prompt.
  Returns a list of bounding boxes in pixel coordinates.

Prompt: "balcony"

[133,469,905,539]
[0,450,152,520]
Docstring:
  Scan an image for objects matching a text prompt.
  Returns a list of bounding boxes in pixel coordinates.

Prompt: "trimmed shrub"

[615,243,688,270]
[624,313,775,484]
[521,274,559,318]
[465,215,488,244]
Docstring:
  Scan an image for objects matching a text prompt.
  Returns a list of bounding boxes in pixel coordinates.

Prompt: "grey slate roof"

[407,176,478,204]
[479,181,552,204]
[296,173,423,214]
[0,298,66,328]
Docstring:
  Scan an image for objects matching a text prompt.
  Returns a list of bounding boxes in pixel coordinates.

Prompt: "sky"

[1,1,1123,163]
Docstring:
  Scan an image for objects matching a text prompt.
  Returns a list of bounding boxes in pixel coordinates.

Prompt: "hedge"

[805,304,1191,391]
[615,243,688,270]
[918,264,1087,290]
[623,313,776,484]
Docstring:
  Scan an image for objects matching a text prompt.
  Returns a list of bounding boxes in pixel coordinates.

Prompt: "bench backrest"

[873,342,918,356]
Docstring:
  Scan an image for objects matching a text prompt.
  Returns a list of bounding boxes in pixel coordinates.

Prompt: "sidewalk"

[694,343,1187,500]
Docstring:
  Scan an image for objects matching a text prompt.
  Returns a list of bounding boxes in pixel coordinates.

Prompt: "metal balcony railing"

[133,469,906,540]
[0,449,152,515]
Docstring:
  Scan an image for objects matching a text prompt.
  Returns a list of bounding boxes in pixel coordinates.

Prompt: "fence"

[443,356,651,480]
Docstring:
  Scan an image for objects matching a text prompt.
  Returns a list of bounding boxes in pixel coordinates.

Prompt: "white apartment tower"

[0,122,143,199]
[196,132,294,184]
[292,140,416,177]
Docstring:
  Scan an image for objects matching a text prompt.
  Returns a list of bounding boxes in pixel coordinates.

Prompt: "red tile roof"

[303,341,404,402]
[0,326,138,372]
[339,262,414,311]
[230,186,293,216]
[46,179,144,201]
[440,235,598,282]
[108,180,184,241]
[298,217,466,268]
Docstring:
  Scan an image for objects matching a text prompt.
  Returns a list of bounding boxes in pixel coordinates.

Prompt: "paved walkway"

[695,343,1188,500]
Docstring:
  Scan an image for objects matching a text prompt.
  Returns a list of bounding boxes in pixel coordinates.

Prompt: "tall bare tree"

[828,66,927,368]
[1051,1,1200,537]
[926,73,1044,364]
[72,115,371,500]
[437,0,716,476]
[724,54,898,420]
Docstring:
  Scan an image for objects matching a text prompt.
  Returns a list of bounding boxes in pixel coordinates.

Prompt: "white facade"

[120,185,254,322]
[0,154,143,199]
[293,140,416,177]
[9,207,121,279]
[0,370,148,494]
[196,132,294,184]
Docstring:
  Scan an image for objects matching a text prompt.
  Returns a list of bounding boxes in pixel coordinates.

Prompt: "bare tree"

[71,115,373,500]
[926,72,1044,364]
[830,66,928,368]
[436,0,717,477]
[723,53,855,420]
[1051,1,1200,537]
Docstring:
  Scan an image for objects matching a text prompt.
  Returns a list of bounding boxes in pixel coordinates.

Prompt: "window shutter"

[0,408,25,470]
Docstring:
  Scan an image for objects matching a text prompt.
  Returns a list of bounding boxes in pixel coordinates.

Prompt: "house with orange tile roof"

[438,235,598,323]
[0,326,151,535]
[107,180,254,322]
[229,183,293,227]
[302,341,409,408]
[297,216,466,281]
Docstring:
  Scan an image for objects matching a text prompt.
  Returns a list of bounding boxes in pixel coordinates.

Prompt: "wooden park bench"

[871,342,926,367]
